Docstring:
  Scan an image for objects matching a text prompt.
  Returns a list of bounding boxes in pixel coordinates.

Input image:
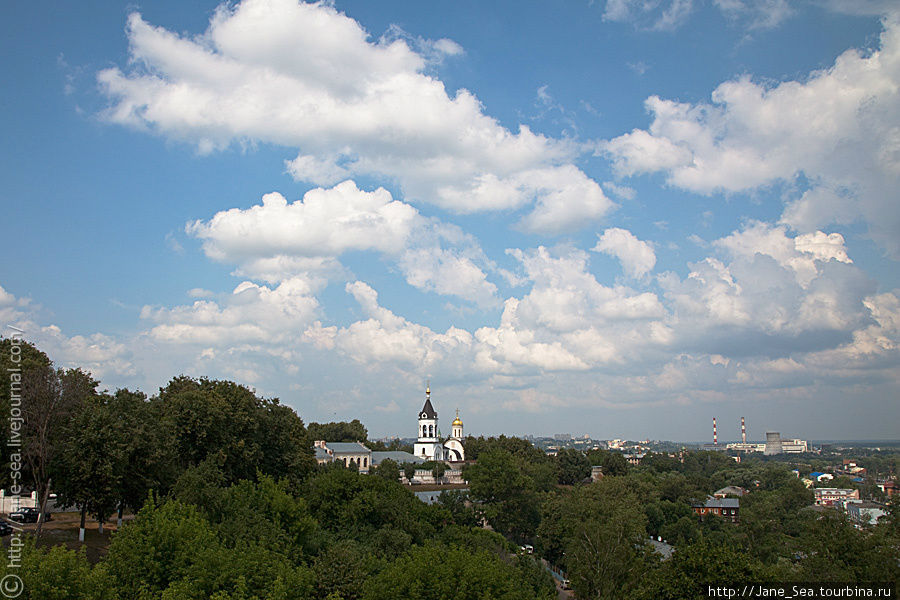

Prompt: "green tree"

[303,464,440,544]
[307,419,368,443]
[464,449,541,542]
[104,497,315,599]
[560,477,649,599]
[23,366,99,535]
[536,490,570,565]
[641,452,682,473]
[157,376,313,485]
[0,539,115,600]
[0,338,52,491]
[555,448,590,485]
[362,543,553,600]
[313,541,374,600]
[436,490,478,527]
[402,462,417,483]
[373,458,400,482]
[54,397,128,536]
[632,538,772,600]
[211,475,322,560]
[463,435,547,463]
[430,461,448,484]
[602,451,629,476]
[108,388,178,525]
[257,400,317,486]
[796,510,900,582]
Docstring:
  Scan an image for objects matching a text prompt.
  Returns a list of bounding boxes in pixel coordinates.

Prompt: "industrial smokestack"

[713,417,717,445]
[741,417,746,443]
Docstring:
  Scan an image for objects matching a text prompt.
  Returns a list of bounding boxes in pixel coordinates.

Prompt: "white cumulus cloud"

[592,227,657,278]
[141,278,320,345]
[98,0,609,233]
[602,14,900,256]
[187,180,499,305]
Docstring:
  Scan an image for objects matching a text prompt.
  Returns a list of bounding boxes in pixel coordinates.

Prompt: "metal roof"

[371,451,424,465]
[326,442,370,455]
[420,396,437,419]
[693,496,739,508]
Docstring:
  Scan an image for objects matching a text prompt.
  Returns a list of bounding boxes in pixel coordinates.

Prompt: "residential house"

[692,496,740,523]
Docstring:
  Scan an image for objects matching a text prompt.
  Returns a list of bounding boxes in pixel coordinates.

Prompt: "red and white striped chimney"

[741,416,746,444]
[713,417,718,445]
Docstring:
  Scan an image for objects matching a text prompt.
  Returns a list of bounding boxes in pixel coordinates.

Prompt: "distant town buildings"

[705,419,809,454]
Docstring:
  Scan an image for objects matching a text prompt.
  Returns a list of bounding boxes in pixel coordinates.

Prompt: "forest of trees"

[0,337,897,599]
[0,339,555,599]
[462,438,899,599]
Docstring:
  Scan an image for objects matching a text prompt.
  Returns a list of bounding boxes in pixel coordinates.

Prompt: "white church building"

[413,385,465,462]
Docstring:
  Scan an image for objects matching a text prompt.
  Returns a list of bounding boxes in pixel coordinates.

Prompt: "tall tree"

[550,477,649,599]
[54,396,127,539]
[22,366,97,535]
[363,543,554,600]
[0,338,51,491]
[108,389,178,525]
[374,458,400,482]
[464,449,541,542]
[601,451,629,476]
[156,376,313,485]
[402,462,417,484]
[555,448,591,485]
[307,419,368,443]
[632,538,772,600]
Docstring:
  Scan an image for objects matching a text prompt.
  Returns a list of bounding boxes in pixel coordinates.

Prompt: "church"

[413,385,465,462]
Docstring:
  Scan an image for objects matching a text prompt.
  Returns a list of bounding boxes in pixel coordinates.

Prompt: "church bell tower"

[413,384,440,459]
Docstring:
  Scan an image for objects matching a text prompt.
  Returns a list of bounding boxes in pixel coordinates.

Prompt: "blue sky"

[2,0,899,441]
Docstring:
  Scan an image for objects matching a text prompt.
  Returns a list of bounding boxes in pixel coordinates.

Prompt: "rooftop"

[371,451,424,465]
[326,442,370,454]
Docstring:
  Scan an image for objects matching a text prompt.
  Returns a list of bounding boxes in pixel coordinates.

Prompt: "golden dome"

[452,408,463,427]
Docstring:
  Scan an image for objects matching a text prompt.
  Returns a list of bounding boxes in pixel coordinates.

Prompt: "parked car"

[8,507,51,523]
[0,521,12,536]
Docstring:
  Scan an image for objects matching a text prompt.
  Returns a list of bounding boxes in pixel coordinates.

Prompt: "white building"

[814,488,859,507]
[313,440,372,473]
[726,438,808,453]
[781,439,809,453]
[847,502,887,526]
[413,386,465,462]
